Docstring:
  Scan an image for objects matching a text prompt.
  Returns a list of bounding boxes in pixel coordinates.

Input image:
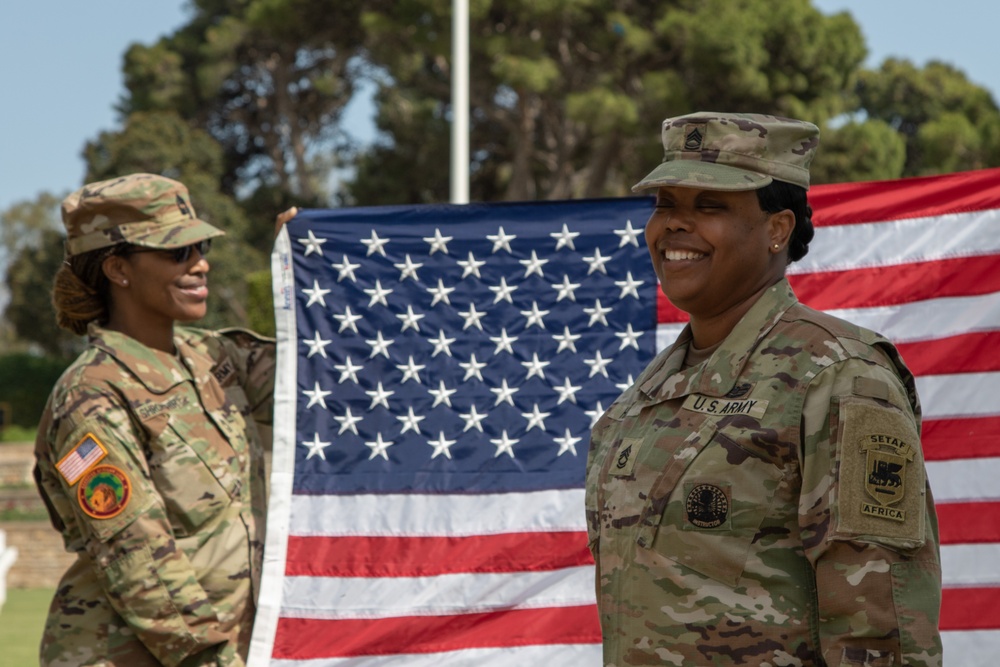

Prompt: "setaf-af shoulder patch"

[834,396,926,548]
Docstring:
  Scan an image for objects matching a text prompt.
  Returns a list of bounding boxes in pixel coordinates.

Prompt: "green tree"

[810,118,907,184]
[347,0,868,204]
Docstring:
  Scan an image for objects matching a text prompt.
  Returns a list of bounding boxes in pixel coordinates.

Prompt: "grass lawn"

[1,588,52,666]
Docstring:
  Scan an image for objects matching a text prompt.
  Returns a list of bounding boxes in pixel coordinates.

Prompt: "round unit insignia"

[686,483,729,528]
[78,465,131,519]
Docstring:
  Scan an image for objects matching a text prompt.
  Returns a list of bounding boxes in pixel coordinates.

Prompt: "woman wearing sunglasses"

[33,173,288,666]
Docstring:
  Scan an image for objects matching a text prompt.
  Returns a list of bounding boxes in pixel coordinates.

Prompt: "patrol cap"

[632,112,820,192]
[61,173,225,257]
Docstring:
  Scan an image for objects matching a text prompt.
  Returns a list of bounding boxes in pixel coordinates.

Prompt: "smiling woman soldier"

[33,174,281,667]
[585,113,942,667]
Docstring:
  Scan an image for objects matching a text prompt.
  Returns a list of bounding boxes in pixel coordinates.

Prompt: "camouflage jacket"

[586,279,942,667]
[34,323,275,667]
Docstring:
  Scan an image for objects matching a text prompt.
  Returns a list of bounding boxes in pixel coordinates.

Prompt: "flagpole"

[450,0,469,204]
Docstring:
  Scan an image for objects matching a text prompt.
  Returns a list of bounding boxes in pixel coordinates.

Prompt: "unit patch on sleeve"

[834,397,926,546]
[77,465,132,519]
[55,433,108,485]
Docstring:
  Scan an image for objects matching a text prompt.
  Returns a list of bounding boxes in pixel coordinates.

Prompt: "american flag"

[250,168,1000,666]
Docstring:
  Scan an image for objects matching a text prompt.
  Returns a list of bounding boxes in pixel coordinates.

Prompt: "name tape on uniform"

[682,394,768,420]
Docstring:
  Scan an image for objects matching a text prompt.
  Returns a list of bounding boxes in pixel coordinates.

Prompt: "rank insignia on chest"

[609,438,642,477]
[860,434,915,522]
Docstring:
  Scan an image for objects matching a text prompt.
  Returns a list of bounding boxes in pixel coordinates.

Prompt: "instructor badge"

[860,434,915,522]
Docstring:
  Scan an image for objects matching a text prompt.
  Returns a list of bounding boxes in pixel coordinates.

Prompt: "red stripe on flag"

[922,416,1000,461]
[940,587,1000,631]
[789,256,1000,311]
[811,167,1000,226]
[896,333,1000,376]
[272,605,602,660]
[285,532,594,577]
[936,502,1000,544]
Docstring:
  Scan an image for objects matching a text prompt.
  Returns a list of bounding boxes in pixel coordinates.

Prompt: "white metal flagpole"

[450,0,470,204]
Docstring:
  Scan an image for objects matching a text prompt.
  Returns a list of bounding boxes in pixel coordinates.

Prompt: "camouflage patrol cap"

[632,112,820,192]
[61,173,225,257]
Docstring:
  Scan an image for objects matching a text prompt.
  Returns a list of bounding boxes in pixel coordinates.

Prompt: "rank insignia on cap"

[686,483,729,529]
[56,433,108,485]
[78,465,131,519]
[683,126,704,151]
[860,434,915,522]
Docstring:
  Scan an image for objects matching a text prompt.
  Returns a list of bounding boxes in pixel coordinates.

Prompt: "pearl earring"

[773,244,780,250]
[122,279,129,286]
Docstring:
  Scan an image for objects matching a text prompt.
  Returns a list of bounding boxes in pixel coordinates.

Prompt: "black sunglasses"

[123,239,213,263]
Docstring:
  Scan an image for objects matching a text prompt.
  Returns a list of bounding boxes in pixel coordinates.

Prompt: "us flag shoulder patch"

[55,433,108,485]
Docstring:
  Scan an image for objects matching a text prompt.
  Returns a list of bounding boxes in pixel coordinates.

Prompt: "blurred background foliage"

[3,0,1000,429]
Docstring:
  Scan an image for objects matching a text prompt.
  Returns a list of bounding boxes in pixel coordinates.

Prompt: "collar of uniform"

[87,322,192,394]
[641,278,798,401]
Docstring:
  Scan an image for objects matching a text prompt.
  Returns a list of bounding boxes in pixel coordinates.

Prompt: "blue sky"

[0,1,997,213]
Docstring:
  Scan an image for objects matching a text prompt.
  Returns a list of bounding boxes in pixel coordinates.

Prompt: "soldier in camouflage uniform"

[34,174,277,666]
[586,113,942,666]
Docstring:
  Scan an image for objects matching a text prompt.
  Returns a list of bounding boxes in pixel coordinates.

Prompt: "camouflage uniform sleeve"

[800,358,942,667]
[44,388,245,667]
[217,328,276,427]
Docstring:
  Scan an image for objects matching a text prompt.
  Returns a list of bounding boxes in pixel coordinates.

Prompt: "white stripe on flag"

[826,292,1000,344]
[790,209,1000,273]
[268,643,604,667]
[926,458,1000,503]
[942,544,1000,587]
[941,630,1000,666]
[289,489,587,537]
[916,372,1000,420]
[280,567,596,619]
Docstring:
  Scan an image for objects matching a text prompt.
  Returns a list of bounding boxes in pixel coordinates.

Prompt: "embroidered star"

[365,382,395,410]
[334,306,362,334]
[365,433,394,460]
[364,280,393,308]
[521,301,550,329]
[614,219,641,248]
[428,432,457,459]
[394,254,423,282]
[615,323,643,351]
[487,226,517,253]
[335,356,363,384]
[583,247,611,275]
[429,330,456,357]
[304,331,331,358]
[396,406,426,435]
[490,378,519,407]
[521,352,551,380]
[458,252,486,279]
[298,230,327,257]
[519,250,549,279]
[553,326,581,353]
[554,428,582,456]
[584,299,612,327]
[552,275,580,302]
[615,271,644,300]
[459,354,487,382]
[490,328,518,355]
[396,355,426,384]
[396,305,425,333]
[302,433,331,460]
[424,228,453,255]
[331,255,361,282]
[550,223,580,251]
[554,377,582,405]
[522,403,551,432]
[616,374,636,392]
[335,407,363,435]
[361,229,390,257]
[302,280,331,308]
[584,350,613,378]
[428,380,457,407]
[427,279,456,307]
[491,430,518,458]
[585,401,606,428]
[460,404,487,432]
[459,302,486,331]
[489,276,518,304]
[366,331,394,359]
[302,381,332,409]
